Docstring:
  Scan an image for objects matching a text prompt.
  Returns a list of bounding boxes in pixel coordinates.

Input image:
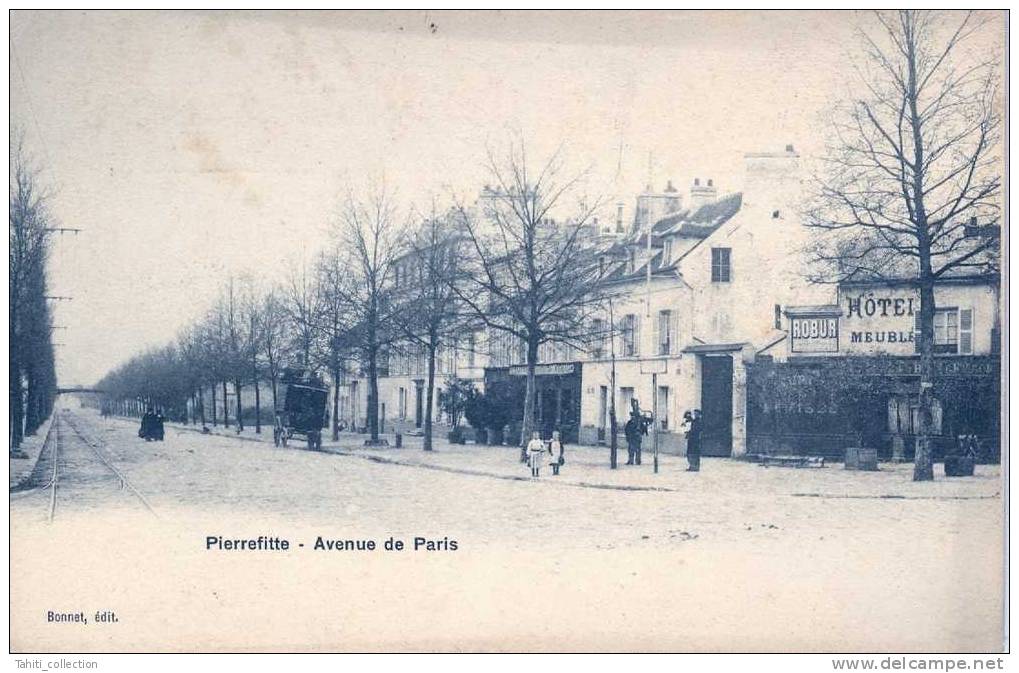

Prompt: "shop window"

[711,247,731,282]
[888,396,943,435]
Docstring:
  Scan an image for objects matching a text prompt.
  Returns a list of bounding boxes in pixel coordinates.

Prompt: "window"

[934,309,958,353]
[398,387,407,420]
[621,314,639,357]
[774,304,782,330]
[656,310,673,355]
[915,307,974,355]
[711,247,731,282]
[656,386,670,431]
[620,387,635,422]
[466,330,477,367]
[590,318,608,359]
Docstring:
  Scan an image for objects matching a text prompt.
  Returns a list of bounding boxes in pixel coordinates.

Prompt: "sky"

[8,10,1004,386]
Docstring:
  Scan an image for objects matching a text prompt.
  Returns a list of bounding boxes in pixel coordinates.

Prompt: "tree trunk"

[424,340,436,451]
[198,387,206,426]
[210,384,218,426]
[253,359,261,434]
[914,279,937,481]
[332,364,341,441]
[367,347,379,441]
[234,379,243,431]
[222,380,229,427]
[519,337,540,460]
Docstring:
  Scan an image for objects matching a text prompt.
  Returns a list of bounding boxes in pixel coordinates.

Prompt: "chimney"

[615,203,624,233]
[689,177,718,211]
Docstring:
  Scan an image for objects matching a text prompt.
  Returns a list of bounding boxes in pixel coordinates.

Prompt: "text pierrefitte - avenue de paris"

[205,535,459,552]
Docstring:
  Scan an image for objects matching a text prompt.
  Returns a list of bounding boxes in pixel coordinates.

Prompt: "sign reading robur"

[786,307,842,353]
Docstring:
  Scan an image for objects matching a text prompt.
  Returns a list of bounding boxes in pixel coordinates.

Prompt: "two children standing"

[526,431,565,478]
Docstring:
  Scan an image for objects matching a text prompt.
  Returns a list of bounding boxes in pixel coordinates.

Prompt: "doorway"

[700,355,733,456]
[414,380,424,428]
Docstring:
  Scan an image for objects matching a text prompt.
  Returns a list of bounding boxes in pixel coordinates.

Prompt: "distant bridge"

[57,387,106,395]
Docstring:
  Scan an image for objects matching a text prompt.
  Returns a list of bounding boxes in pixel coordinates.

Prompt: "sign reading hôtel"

[841,288,920,355]
[787,288,921,355]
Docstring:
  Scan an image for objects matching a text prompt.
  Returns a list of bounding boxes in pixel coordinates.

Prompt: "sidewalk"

[9,412,55,490]
[163,418,1003,500]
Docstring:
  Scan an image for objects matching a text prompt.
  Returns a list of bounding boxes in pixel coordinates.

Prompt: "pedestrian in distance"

[139,407,156,441]
[155,408,166,441]
[526,431,546,478]
[548,430,565,476]
[684,409,702,472]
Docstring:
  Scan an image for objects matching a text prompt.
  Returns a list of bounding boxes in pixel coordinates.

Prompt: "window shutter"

[959,308,974,355]
[669,311,678,354]
[633,315,641,356]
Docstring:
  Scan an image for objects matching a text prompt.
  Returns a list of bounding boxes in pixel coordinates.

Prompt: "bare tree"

[393,207,468,451]
[314,247,355,441]
[331,183,405,444]
[453,142,606,456]
[807,10,1001,481]
[258,286,289,416]
[282,260,322,374]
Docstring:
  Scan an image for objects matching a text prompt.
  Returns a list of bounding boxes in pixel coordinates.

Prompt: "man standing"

[685,409,702,472]
[624,416,642,466]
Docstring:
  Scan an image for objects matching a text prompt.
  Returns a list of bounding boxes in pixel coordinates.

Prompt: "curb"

[9,412,57,492]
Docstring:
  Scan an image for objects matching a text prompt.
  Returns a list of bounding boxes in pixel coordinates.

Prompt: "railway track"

[21,410,159,522]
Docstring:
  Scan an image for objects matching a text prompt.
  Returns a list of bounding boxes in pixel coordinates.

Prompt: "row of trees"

[97,143,610,453]
[9,137,59,452]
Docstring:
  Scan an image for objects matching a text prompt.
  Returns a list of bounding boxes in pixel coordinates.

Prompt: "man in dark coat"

[624,417,642,465]
[685,409,702,472]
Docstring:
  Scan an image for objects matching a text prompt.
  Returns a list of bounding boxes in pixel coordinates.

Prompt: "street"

[10,404,1005,652]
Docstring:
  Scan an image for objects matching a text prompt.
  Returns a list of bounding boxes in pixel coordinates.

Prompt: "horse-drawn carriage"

[273,370,328,451]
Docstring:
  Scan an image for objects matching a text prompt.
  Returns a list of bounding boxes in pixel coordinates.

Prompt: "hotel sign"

[841,289,919,355]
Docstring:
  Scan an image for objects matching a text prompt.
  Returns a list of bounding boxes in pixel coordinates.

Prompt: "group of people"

[623,406,703,472]
[523,407,703,478]
[138,408,166,442]
[526,430,566,478]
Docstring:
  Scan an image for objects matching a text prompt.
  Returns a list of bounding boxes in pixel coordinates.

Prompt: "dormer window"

[663,238,673,264]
